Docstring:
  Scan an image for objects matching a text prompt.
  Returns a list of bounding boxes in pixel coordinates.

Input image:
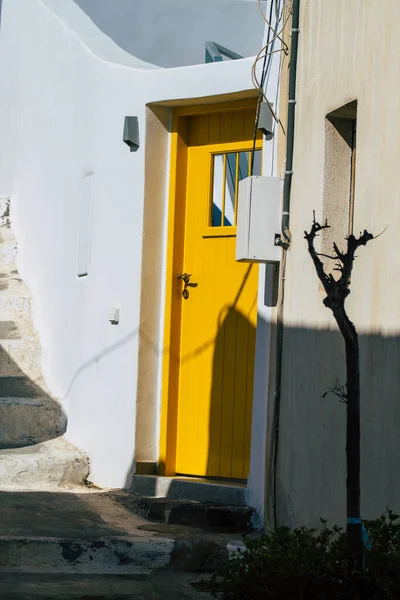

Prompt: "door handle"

[178,273,198,299]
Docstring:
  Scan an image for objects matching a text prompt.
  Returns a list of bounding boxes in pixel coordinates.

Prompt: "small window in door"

[211,149,262,227]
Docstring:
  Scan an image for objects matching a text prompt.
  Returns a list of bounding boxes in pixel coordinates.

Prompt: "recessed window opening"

[322,100,357,265]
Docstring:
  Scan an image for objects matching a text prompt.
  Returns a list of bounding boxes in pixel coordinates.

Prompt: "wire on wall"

[257,0,289,53]
[250,0,291,175]
[251,8,291,96]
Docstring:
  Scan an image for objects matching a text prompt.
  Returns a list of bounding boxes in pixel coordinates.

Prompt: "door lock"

[178,273,198,299]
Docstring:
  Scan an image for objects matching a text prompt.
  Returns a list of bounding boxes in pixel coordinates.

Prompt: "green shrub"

[199,510,400,600]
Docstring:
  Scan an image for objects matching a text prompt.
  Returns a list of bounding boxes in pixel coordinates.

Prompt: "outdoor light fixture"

[257,102,274,140]
[123,116,139,151]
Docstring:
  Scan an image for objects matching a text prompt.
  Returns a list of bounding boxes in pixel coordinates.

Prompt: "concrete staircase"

[0,490,216,599]
[0,200,232,598]
[0,198,89,489]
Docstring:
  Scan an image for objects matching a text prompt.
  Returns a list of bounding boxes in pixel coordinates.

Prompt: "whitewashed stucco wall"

[0,0,276,490]
[247,19,283,525]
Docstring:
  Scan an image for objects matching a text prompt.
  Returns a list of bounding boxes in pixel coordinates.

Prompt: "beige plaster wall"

[277,0,400,527]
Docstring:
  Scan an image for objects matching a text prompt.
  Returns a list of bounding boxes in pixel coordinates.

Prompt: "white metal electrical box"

[236,176,283,263]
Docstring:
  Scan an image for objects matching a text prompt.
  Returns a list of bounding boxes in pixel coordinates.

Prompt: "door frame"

[158,98,261,476]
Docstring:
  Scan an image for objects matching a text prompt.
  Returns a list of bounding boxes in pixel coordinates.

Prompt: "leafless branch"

[304,215,374,312]
[322,378,347,404]
[316,253,338,261]
[333,243,345,262]
[372,224,389,240]
[304,215,332,295]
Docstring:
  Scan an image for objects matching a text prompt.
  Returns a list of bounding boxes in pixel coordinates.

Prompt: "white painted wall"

[73,0,266,68]
[0,0,276,490]
[246,5,283,527]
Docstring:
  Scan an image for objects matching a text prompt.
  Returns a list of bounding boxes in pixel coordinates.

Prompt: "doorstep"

[109,491,254,533]
[129,475,248,506]
[0,488,240,576]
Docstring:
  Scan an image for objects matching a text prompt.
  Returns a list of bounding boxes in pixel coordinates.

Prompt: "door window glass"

[211,150,262,227]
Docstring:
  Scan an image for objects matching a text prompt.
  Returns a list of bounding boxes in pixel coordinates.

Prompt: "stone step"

[0,572,210,599]
[0,221,16,245]
[0,438,89,490]
[0,275,30,295]
[0,320,37,341]
[0,395,66,448]
[110,492,254,533]
[0,490,233,577]
[0,340,42,378]
[0,294,33,322]
[0,375,50,398]
[0,262,20,278]
[0,536,173,575]
[0,243,17,270]
[130,475,248,506]
[0,318,38,340]
[0,572,211,599]
[0,305,37,340]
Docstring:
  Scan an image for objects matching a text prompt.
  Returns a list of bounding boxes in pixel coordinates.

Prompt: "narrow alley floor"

[0,488,231,599]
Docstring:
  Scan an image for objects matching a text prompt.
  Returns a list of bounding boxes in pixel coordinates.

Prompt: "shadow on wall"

[122,310,255,506]
[152,264,257,482]
[273,324,400,530]
[0,344,66,449]
[206,305,255,481]
[60,328,141,402]
[125,311,400,531]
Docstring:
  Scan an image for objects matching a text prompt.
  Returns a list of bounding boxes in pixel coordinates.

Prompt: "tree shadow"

[206,305,256,481]
[0,198,66,449]
[270,324,400,530]
[119,272,400,534]
[124,303,255,502]
[162,263,258,484]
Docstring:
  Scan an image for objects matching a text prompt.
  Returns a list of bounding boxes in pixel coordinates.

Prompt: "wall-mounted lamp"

[123,116,140,152]
[257,102,274,140]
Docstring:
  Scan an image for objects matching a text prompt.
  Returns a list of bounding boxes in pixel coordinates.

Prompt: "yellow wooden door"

[172,105,261,480]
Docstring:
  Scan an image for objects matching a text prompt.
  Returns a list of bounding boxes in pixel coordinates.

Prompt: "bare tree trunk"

[332,307,362,574]
[304,218,374,577]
